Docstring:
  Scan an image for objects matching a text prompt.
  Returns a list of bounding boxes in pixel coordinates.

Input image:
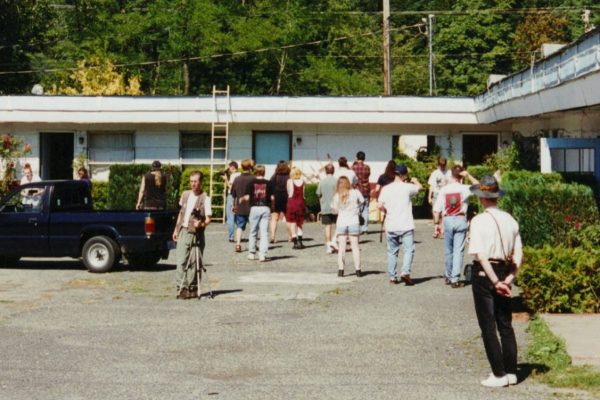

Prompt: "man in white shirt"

[173,171,212,299]
[468,175,522,388]
[378,164,422,285]
[427,157,452,238]
[433,165,479,288]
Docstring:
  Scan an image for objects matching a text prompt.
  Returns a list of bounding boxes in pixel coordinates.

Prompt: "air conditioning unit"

[487,74,507,89]
[540,43,566,58]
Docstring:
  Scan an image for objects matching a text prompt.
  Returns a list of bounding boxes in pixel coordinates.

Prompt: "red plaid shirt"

[352,161,371,197]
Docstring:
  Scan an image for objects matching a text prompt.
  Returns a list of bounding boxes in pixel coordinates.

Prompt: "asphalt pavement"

[0,220,591,399]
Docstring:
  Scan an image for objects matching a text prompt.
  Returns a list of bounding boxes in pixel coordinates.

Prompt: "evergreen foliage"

[2,1,598,96]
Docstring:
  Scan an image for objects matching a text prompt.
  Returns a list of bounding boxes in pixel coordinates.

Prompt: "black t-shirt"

[245,178,273,207]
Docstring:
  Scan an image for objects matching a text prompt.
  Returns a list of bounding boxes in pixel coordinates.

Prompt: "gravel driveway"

[0,220,570,399]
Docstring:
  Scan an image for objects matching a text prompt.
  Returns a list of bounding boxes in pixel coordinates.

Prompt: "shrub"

[466,165,494,180]
[91,181,109,210]
[498,172,599,248]
[179,167,225,218]
[393,155,429,207]
[517,245,600,313]
[561,172,600,210]
[305,183,319,214]
[108,164,181,210]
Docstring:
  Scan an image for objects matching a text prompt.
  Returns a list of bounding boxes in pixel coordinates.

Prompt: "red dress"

[286,180,305,226]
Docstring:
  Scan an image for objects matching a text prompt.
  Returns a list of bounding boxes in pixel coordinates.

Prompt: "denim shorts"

[336,224,360,236]
[235,214,249,229]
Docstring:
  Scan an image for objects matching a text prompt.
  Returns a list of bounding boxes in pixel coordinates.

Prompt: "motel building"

[1,27,600,185]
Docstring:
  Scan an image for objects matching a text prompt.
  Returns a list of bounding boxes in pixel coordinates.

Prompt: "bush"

[466,165,494,180]
[91,181,109,210]
[180,167,225,219]
[498,172,599,247]
[517,245,600,313]
[305,183,319,214]
[561,172,600,210]
[108,164,181,210]
[393,155,429,207]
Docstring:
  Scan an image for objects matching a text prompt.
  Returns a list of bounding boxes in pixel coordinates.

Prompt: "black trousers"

[472,265,517,377]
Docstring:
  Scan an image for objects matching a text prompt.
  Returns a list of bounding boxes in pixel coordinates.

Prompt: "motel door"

[253,131,292,165]
[462,134,498,167]
[40,132,74,180]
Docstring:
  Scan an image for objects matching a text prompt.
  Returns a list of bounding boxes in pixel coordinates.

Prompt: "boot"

[292,237,299,249]
[297,236,305,249]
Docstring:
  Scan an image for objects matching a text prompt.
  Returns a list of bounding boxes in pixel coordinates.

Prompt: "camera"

[191,208,205,222]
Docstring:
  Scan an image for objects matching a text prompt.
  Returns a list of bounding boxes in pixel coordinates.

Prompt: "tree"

[513,13,569,69]
[47,57,142,95]
[433,0,518,96]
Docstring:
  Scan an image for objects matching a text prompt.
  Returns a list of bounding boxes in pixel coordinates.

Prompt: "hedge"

[517,244,600,313]
[498,172,599,248]
[305,183,319,215]
[180,167,225,219]
[107,164,181,210]
[91,181,109,210]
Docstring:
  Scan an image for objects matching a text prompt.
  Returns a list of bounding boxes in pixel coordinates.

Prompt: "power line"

[0,23,425,76]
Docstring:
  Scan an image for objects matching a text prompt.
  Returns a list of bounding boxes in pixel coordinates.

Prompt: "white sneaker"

[259,256,267,262]
[329,241,339,251]
[507,374,517,385]
[326,245,333,254]
[247,253,256,260]
[480,373,509,388]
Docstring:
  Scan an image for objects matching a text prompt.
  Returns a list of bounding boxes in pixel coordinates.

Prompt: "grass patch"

[526,317,600,397]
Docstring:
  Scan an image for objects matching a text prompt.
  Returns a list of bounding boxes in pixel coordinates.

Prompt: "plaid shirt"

[352,161,371,197]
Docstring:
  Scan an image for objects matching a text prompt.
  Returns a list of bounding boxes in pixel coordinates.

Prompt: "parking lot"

[0,221,566,400]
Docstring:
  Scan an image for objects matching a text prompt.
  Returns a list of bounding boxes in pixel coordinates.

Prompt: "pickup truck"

[0,180,177,272]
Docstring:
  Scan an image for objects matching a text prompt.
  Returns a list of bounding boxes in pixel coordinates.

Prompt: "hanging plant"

[1,134,32,195]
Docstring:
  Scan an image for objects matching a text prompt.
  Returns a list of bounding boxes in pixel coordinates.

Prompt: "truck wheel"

[126,252,161,269]
[82,236,118,273]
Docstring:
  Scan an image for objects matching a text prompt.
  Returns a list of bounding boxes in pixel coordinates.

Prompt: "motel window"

[550,148,595,173]
[180,132,225,161]
[88,131,135,163]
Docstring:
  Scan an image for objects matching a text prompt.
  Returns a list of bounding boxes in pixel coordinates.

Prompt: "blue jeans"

[249,206,271,258]
[443,216,468,283]
[386,230,415,279]
[226,194,235,241]
[360,196,370,233]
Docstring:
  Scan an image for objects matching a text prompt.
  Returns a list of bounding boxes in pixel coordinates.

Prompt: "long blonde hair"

[336,176,351,204]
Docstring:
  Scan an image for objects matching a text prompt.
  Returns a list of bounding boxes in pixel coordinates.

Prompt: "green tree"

[434,0,517,96]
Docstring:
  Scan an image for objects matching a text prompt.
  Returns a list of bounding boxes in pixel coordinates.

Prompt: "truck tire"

[82,236,119,273]
[125,252,161,269]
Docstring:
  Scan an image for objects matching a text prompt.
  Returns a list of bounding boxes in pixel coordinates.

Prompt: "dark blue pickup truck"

[0,180,177,272]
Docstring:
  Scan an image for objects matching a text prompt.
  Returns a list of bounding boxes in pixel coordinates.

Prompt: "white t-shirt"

[335,167,357,186]
[427,168,452,193]
[378,181,419,232]
[331,189,364,227]
[468,207,523,266]
[227,172,240,194]
[181,193,212,228]
[432,182,472,216]
[20,175,41,185]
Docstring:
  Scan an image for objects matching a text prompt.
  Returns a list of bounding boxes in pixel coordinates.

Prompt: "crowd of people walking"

[163,151,522,390]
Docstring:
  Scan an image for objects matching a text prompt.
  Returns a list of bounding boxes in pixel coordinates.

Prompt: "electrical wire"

[0,23,425,75]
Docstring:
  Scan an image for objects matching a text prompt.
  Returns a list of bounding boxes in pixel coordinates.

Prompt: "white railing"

[476,31,600,110]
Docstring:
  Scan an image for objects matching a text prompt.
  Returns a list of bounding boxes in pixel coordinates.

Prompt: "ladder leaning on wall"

[209,85,230,223]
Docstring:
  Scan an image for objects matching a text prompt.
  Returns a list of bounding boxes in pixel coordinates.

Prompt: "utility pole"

[383,0,392,96]
[428,14,435,96]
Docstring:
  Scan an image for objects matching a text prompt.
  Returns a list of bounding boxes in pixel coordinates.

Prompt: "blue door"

[254,132,291,165]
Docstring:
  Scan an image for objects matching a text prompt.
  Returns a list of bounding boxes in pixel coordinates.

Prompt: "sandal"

[235,244,242,252]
